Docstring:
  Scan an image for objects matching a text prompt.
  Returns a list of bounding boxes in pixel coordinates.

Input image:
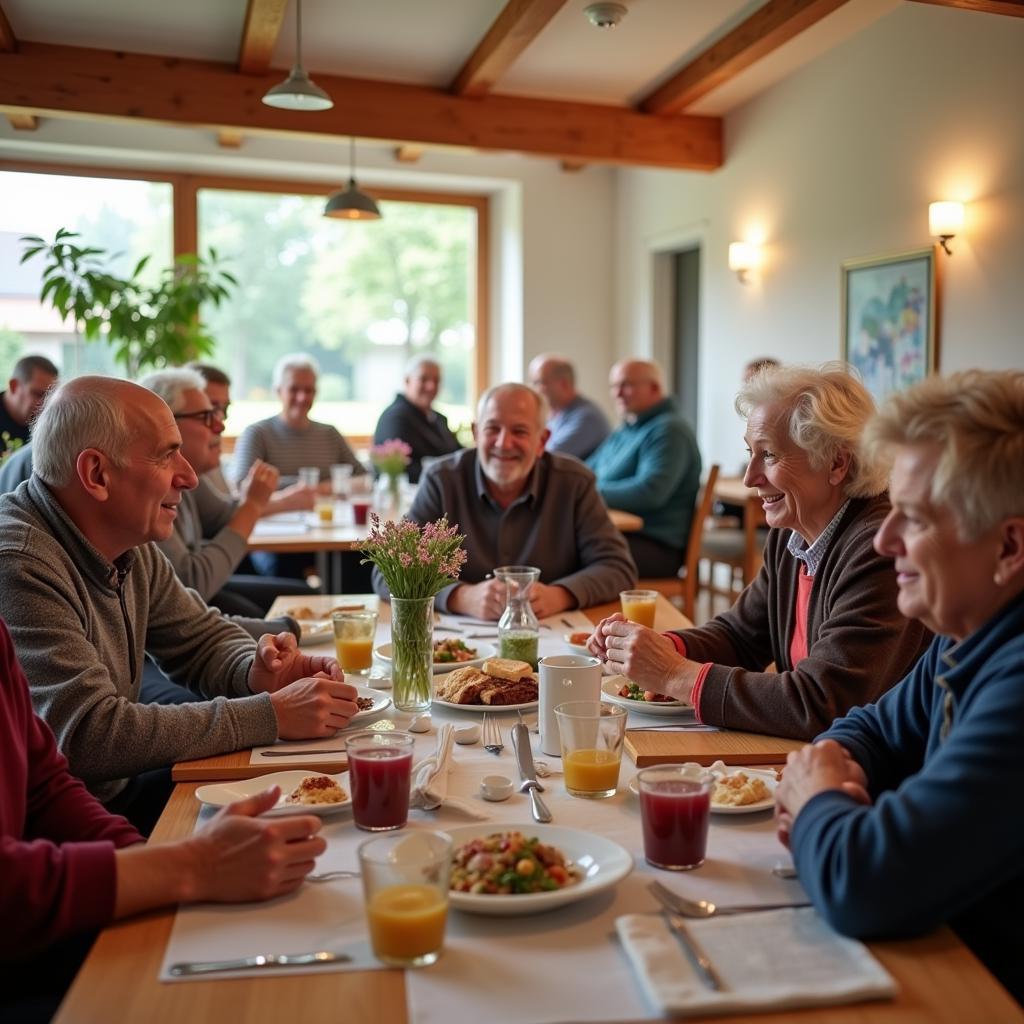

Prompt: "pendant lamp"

[262,0,333,112]
[324,138,382,220]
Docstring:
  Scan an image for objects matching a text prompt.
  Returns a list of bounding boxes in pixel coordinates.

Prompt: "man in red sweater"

[0,619,327,1021]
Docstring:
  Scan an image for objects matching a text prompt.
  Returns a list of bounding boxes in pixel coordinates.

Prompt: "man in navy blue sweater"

[776,369,1024,1005]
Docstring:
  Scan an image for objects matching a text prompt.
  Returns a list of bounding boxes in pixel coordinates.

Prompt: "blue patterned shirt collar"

[786,499,850,576]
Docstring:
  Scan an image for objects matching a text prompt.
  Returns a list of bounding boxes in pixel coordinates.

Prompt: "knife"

[169,950,352,977]
[511,721,553,823]
[261,748,346,757]
[662,912,724,991]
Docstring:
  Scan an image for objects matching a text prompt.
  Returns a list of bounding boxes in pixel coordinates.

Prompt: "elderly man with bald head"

[0,376,360,833]
[587,359,701,577]
[374,382,636,620]
[528,353,609,461]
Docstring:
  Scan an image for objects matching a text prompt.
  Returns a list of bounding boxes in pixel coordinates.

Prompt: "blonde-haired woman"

[777,368,1024,1004]
[591,362,931,740]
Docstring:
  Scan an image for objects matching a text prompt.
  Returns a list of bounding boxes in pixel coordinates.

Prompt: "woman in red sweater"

[0,619,327,1020]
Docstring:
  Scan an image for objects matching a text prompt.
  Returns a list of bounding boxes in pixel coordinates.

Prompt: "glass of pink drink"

[346,731,415,831]
[638,764,715,870]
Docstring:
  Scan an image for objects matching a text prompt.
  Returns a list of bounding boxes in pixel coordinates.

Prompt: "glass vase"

[390,595,434,713]
[373,472,407,522]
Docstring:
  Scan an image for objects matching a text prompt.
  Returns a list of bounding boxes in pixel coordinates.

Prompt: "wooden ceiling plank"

[0,2,17,52]
[8,112,37,129]
[640,0,854,115]
[238,0,289,75]
[905,0,1024,15]
[451,0,570,97]
[0,42,722,171]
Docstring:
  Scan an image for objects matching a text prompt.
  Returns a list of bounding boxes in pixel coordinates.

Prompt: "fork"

[482,712,504,755]
[648,880,810,918]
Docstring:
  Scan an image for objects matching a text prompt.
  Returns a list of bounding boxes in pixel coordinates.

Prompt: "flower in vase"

[359,513,466,599]
[370,438,412,478]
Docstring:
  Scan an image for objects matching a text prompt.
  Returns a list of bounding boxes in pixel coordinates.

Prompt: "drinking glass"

[314,493,336,523]
[637,763,715,870]
[553,701,627,799]
[332,609,378,674]
[347,731,415,831]
[359,830,452,968]
[298,466,320,490]
[330,463,354,497]
[620,589,658,628]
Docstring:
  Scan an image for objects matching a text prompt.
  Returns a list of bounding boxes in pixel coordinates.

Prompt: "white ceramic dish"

[196,771,352,817]
[374,641,496,674]
[350,685,392,720]
[296,619,334,646]
[430,695,538,714]
[600,676,695,717]
[562,632,594,657]
[627,765,778,814]
[446,824,632,916]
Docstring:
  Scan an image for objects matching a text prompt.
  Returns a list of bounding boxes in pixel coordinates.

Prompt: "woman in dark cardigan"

[590,362,932,740]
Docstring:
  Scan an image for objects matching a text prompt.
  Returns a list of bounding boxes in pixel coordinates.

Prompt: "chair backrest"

[681,463,721,620]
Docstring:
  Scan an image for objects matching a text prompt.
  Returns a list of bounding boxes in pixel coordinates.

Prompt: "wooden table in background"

[608,507,643,533]
[713,476,768,583]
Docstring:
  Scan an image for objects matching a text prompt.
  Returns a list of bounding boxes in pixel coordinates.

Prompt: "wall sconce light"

[928,201,964,256]
[728,241,762,284]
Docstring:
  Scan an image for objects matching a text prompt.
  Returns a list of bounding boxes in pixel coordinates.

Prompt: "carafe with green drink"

[495,565,541,670]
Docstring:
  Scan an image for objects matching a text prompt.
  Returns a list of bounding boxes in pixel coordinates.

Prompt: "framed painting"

[841,247,938,406]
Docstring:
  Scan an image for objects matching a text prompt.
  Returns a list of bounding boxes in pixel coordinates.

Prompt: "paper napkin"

[410,723,489,819]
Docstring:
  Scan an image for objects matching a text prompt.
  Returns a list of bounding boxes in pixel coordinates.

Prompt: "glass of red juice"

[352,498,372,526]
[346,731,416,831]
[638,764,715,870]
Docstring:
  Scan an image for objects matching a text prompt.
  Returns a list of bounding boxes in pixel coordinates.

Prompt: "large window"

[0,163,487,440]
[0,168,173,377]
[197,185,479,437]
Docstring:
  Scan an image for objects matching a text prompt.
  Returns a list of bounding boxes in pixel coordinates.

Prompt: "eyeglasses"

[174,409,222,430]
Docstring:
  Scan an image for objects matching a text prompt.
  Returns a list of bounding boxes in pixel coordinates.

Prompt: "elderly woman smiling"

[591,362,931,740]
[776,369,1024,1005]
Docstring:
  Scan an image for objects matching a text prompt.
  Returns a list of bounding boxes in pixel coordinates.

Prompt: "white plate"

[601,676,695,717]
[627,766,778,814]
[296,619,333,646]
[374,641,497,675]
[431,695,538,713]
[196,771,352,817]
[351,685,392,720]
[446,824,633,916]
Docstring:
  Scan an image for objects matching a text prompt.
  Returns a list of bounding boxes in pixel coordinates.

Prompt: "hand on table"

[270,673,361,738]
[448,579,506,621]
[189,787,326,902]
[265,481,316,514]
[589,613,698,703]
[775,739,871,848]
[529,583,573,619]
[249,631,341,693]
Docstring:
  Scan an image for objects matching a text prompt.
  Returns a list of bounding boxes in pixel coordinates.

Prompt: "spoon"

[307,870,360,883]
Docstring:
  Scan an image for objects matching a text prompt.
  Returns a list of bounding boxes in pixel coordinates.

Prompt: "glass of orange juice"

[359,830,453,967]
[620,589,658,628]
[554,701,627,799]
[332,609,378,674]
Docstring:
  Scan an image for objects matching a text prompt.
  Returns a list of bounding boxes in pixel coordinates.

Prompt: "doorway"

[672,246,700,429]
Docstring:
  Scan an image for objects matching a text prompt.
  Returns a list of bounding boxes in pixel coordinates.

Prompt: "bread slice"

[480,657,532,683]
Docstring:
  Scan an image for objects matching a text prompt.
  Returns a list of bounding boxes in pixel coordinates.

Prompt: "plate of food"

[627,763,778,814]
[601,675,695,717]
[374,640,496,674]
[446,824,632,916]
[431,658,539,712]
[351,684,392,719]
[196,771,351,817]
[563,630,594,657]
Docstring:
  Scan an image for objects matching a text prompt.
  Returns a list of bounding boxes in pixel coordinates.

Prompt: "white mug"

[538,655,603,756]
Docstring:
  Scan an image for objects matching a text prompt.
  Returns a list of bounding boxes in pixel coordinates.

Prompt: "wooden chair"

[638,463,720,621]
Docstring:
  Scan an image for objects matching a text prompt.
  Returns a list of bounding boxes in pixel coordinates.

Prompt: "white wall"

[614,3,1024,470]
[0,118,616,405]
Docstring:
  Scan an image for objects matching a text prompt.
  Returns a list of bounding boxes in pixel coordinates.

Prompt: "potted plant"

[20,228,237,377]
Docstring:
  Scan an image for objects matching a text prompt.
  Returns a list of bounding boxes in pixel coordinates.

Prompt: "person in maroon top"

[0,618,328,1021]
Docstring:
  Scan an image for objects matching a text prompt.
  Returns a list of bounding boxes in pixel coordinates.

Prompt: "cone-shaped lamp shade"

[261,0,333,111]
[262,67,333,111]
[324,178,382,220]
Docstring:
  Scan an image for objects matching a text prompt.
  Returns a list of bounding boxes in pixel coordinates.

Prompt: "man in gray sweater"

[0,376,360,832]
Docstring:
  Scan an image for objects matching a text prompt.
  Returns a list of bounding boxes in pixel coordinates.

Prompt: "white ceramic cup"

[538,654,602,756]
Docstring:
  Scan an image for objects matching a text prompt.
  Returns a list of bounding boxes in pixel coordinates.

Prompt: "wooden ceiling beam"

[640,0,854,115]
[0,42,722,171]
[0,2,17,52]
[238,0,289,74]
[905,0,1024,15]
[451,0,570,97]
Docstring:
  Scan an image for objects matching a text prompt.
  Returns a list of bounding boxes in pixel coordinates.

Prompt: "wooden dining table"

[53,597,1023,1024]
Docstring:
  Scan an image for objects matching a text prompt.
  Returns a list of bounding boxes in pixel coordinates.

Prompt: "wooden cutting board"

[625,728,803,767]
[172,749,348,781]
